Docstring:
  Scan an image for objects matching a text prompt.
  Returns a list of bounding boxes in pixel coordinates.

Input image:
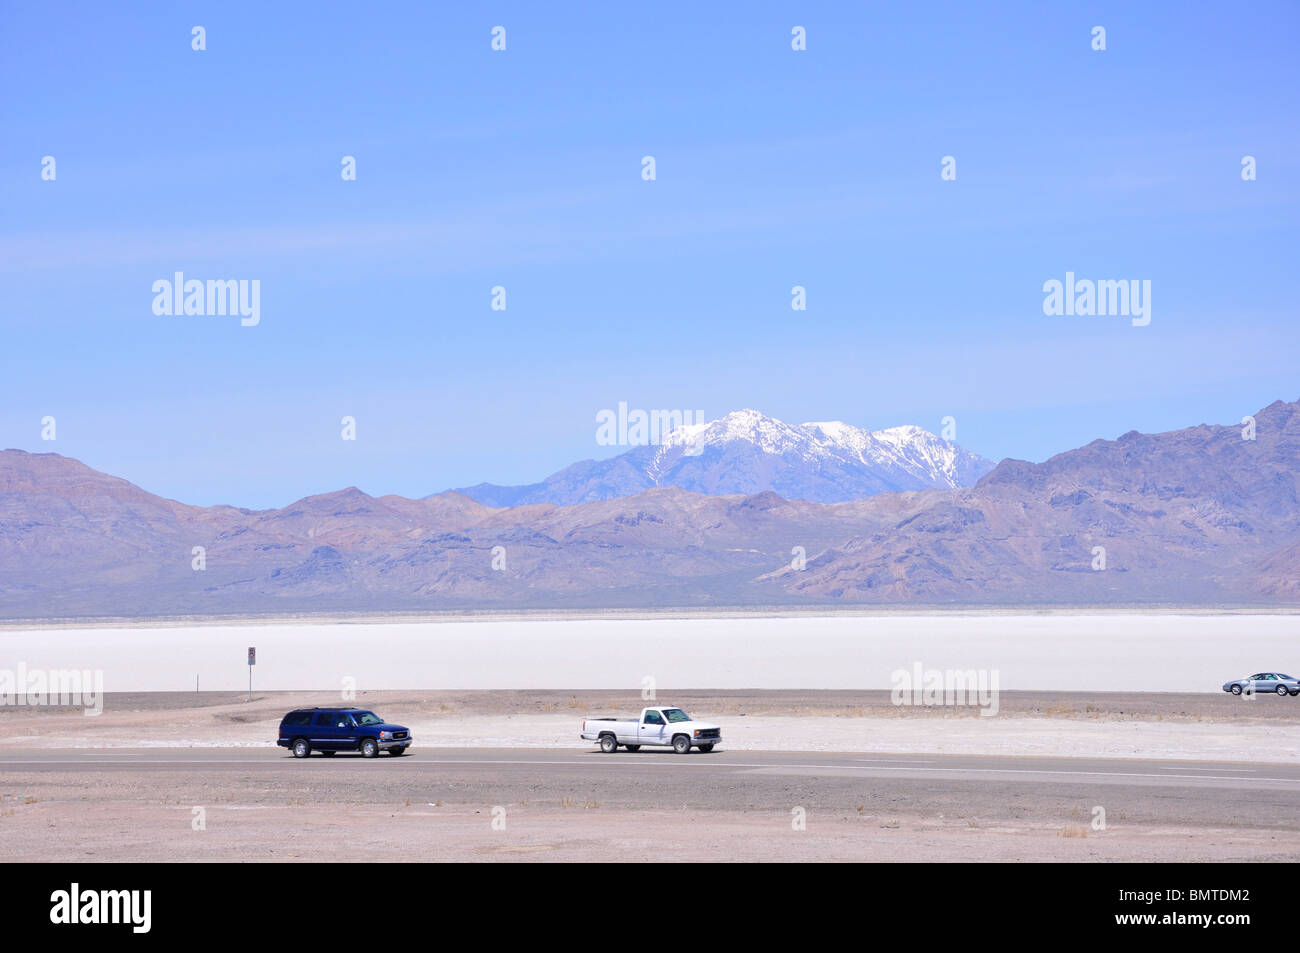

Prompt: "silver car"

[1222,672,1300,696]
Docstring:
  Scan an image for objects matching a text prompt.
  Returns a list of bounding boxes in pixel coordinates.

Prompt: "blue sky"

[2,1,1297,509]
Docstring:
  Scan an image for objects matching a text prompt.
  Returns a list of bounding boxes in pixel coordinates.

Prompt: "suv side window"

[314,712,333,726]
[335,714,354,728]
[283,712,311,727]
[644,710,663,725]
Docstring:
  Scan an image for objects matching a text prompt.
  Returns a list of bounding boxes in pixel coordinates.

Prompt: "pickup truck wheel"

[360,738,379,758]
[697,743,715,753]
[672,734,691,754]
[292,739,311,758]
[599,734,618,753]
[623,744,641,751]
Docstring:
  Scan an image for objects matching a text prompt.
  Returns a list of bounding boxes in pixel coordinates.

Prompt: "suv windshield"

[663,709,691,723]
[351,711,383,725]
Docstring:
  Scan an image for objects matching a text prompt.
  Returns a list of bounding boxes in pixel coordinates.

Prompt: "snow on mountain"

[453,410,996,507]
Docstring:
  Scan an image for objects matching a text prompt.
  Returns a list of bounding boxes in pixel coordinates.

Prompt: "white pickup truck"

[581,706,721,754]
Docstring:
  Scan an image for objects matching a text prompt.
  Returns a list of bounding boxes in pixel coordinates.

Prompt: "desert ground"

[3,688,1300,760]
[2,689,1298,862]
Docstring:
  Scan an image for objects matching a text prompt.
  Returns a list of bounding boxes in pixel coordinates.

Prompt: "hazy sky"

[3,2,1297,508]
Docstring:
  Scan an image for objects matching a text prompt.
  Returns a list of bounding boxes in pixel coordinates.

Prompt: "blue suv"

[277,707,413,758]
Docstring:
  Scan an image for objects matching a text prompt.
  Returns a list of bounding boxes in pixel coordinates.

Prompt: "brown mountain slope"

[765,399,1300,603]
[1,399,1297,618]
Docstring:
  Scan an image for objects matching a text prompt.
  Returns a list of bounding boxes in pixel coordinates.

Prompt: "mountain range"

[1,400,1297,618]
[452,410,996,506]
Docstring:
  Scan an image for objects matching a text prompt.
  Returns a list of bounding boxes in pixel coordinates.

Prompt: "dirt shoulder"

[5,800,1292,863]
[2,690,1298,762]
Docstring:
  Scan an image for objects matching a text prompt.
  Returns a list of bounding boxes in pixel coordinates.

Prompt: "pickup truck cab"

[581,706,721,754]
[277,707,412,758]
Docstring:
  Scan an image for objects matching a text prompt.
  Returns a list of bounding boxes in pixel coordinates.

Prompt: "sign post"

[247,646,256,700]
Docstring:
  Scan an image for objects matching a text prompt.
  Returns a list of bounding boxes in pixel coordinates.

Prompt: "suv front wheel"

[360,738,379,758]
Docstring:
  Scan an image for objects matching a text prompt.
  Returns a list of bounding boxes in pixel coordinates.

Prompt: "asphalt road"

[4,746,1300,782]
[4,747,1299,831]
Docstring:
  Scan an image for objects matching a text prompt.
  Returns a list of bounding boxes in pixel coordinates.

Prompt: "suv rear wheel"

[360,738,379,758]
[292,739,311,758]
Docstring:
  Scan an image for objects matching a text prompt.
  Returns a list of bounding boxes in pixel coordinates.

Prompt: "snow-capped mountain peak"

[661,409,810,457]
[659,412,976,485]
[454,410,997,506]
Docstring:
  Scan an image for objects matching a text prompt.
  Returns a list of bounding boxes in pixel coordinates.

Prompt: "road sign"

[248,647,256,665]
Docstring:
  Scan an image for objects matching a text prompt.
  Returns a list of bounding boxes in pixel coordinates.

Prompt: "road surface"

[3,747,1299,861]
